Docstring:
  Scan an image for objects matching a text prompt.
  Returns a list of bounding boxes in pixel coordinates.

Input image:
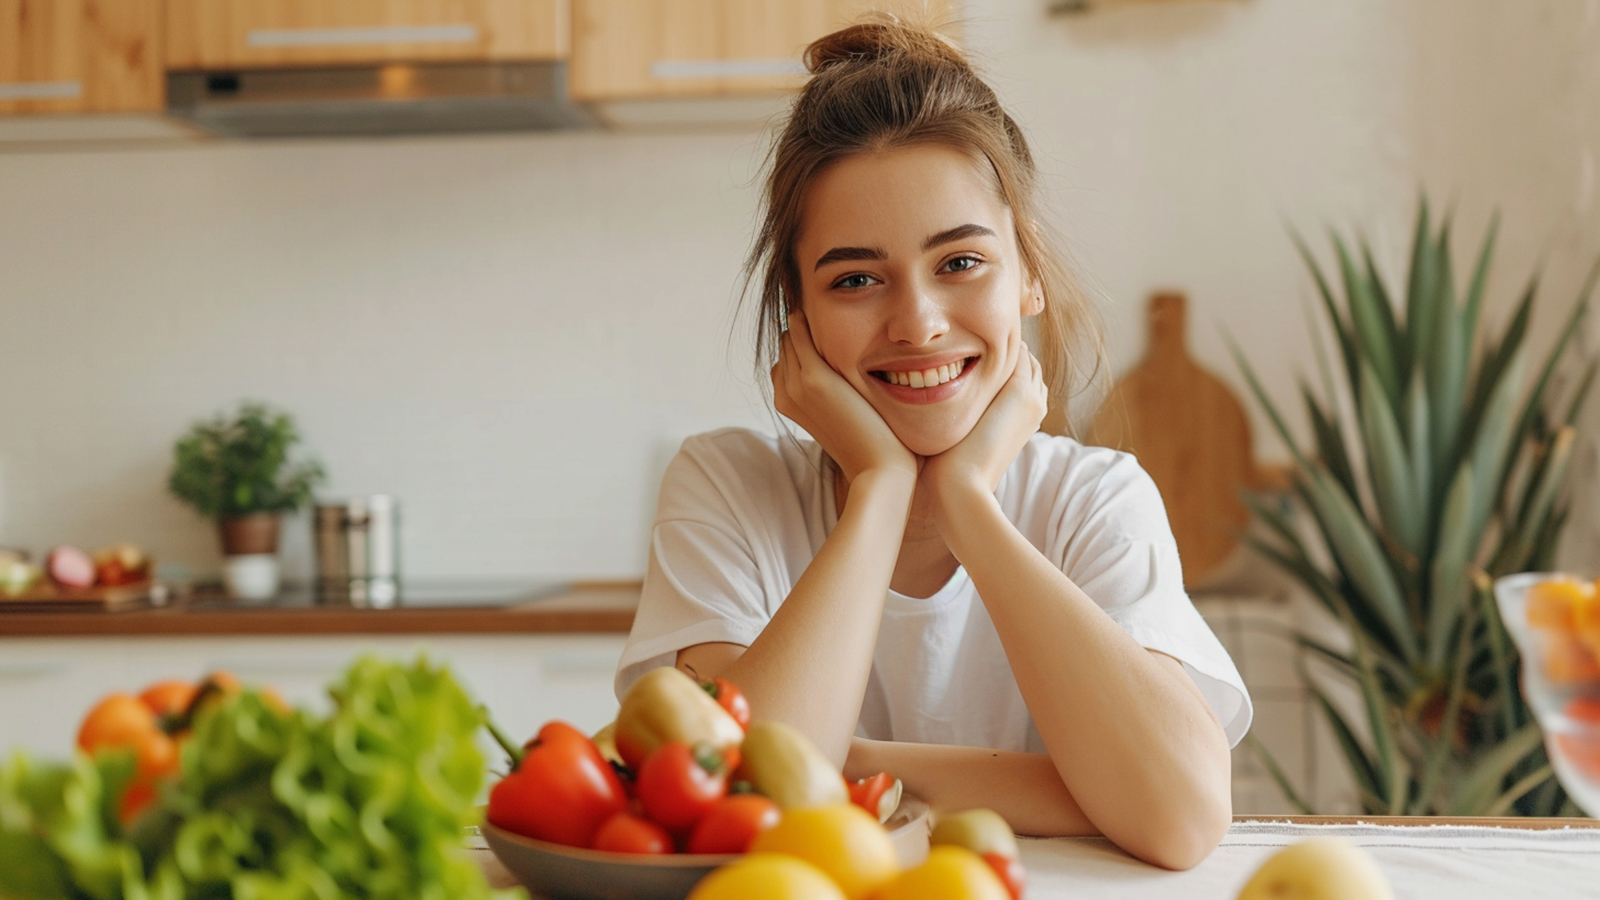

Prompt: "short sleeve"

[1047,449,1253,747]
[613,431,819,700]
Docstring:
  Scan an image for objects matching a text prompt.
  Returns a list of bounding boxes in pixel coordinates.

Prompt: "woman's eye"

[833,273,877,290]
[942,255,983,274]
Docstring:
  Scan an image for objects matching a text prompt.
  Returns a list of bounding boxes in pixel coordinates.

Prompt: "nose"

[883,278,949,346]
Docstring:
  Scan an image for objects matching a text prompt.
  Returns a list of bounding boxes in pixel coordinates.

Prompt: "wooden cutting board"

[1085,292,1286,588]
[0,581,154,612]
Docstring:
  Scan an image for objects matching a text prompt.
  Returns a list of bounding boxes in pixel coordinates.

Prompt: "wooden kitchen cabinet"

[164,0,567,70]
[570,0,957,102]
[0,0,162,114]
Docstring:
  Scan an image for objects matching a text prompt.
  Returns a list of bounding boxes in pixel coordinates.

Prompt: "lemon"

[1236,838,1393,900]
[687,853,848,900]
[874,846,1011,900]
[748,803,898,900]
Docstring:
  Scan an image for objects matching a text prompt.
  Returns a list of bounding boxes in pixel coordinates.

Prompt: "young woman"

[614,19,1250,870]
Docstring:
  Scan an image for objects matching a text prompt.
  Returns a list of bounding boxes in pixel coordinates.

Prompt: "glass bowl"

[483,794,930,900]
[1494,572,1600,815]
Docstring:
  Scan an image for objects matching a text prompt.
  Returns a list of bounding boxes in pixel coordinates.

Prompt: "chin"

[890,416,979,458]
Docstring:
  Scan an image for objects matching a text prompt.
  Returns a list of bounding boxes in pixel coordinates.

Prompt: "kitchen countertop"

[471,815,1600,899]
[0,580,640,637]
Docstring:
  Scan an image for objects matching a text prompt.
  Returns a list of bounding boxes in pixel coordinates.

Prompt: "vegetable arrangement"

[0,544,153,598]
[483,667,1028,900]
[0,657,516,900]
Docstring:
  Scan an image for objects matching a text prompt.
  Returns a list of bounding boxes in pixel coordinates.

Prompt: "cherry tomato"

[981,851,1027,900]
[636,741,729,833]
[591,811,674,854]
[487,720,629,848]
[686,794,780,855]
[701,678,751,732]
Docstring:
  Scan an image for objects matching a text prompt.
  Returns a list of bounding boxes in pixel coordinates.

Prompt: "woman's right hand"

[771,310,919,485]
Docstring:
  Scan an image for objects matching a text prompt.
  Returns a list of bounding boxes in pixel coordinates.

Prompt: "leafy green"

[0,657,520,900]
[167,402,325,518]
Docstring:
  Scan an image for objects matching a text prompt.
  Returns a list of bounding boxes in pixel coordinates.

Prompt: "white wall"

[1,0,1595,583]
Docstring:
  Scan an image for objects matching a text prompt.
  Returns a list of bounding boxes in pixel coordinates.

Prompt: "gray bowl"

[483,795,931,900]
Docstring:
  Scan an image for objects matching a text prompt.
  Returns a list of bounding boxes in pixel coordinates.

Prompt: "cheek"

[805,308,868,375]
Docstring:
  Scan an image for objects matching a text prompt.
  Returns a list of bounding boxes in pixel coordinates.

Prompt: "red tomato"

[702,678,751,731]
[686,794,780,855]
[487,721,629,847]
[981,851,1027,900]
[636,742,729,833]
[592,811,675,854]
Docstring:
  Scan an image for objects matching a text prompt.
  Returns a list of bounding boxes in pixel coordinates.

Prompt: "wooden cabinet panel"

[164,0,567,70]
[0,0,162,114]
[571,0,956,102]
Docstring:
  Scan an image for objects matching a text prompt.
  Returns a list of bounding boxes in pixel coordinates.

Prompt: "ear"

[1021,274,1044,317]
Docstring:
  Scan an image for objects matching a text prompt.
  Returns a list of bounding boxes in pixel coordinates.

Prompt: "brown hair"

[741,15,1103,431]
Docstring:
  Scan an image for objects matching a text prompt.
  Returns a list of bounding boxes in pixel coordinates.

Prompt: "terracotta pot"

[219,513,281,556]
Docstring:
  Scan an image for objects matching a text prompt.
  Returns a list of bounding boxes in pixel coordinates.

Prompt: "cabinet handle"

[650,58,805,80]
[247,25,479,49]
[0,81,83,101]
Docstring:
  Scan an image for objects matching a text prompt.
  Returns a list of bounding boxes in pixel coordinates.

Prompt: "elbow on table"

[1126,794,1232,871]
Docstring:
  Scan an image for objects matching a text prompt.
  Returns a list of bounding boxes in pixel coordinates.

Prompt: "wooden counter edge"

[1234,814,1600,829]
[0,581,641,637]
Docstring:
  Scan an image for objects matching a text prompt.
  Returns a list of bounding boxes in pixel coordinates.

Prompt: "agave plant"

[1232,199,1598,816]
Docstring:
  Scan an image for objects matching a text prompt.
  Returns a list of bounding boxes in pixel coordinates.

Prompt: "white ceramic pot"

[223,553,281,601]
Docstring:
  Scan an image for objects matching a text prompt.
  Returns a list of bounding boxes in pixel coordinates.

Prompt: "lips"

[868,356,979,401]
[873,357,968,388]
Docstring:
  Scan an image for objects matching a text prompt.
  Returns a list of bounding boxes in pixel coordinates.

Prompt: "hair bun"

[802,16,969,76]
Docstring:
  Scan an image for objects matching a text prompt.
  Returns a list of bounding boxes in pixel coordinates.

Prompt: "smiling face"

[794,143,1042,457]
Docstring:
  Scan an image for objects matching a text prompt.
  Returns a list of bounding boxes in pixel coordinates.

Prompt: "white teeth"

[881,359,969,388]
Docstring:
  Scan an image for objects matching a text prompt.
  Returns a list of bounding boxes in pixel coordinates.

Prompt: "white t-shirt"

[615,428,1252,752]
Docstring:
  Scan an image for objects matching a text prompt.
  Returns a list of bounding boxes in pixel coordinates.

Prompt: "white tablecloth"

[1024,821,1600,900]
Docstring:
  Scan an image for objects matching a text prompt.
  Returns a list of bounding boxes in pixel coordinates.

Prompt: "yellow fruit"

[748,804,898,900]
[1528,577,1592,633]
[930,808,1020,859]
[1235,838,1393,900]
[873,846,1010,900]
[688,853,848,900]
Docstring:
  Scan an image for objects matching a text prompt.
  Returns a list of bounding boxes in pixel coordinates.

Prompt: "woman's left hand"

[920,337,1048,521]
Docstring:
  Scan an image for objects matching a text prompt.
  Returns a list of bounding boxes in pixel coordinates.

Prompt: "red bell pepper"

[486,719,629,848]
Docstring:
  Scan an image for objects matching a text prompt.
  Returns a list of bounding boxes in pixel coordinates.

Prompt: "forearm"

[713,469,915,764]
[938,488,1232,869]
[845,737,1093,837]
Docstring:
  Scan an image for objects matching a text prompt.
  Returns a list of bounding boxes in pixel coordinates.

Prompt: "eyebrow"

[812,223,998,271]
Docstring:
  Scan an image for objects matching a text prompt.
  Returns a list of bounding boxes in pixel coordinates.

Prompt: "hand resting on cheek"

[771,310,920,487]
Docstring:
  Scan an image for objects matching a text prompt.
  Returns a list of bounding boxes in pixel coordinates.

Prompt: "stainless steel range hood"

[166,61,594,138]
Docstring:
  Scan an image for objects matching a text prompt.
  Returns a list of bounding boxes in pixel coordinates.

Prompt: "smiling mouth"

[870,357,977,389]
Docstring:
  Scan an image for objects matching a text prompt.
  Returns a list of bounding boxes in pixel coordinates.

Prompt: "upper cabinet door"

[570,0,956,102]
[164,0,567,70]
[0,0,162,113]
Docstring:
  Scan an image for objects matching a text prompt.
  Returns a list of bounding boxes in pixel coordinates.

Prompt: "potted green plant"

[168,401,326,599]
[1232,199,1597,816]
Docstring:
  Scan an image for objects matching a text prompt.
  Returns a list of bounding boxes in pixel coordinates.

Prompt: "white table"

[474,817,1600,899]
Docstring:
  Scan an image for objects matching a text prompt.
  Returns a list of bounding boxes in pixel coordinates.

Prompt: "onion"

[47,545,96,589]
